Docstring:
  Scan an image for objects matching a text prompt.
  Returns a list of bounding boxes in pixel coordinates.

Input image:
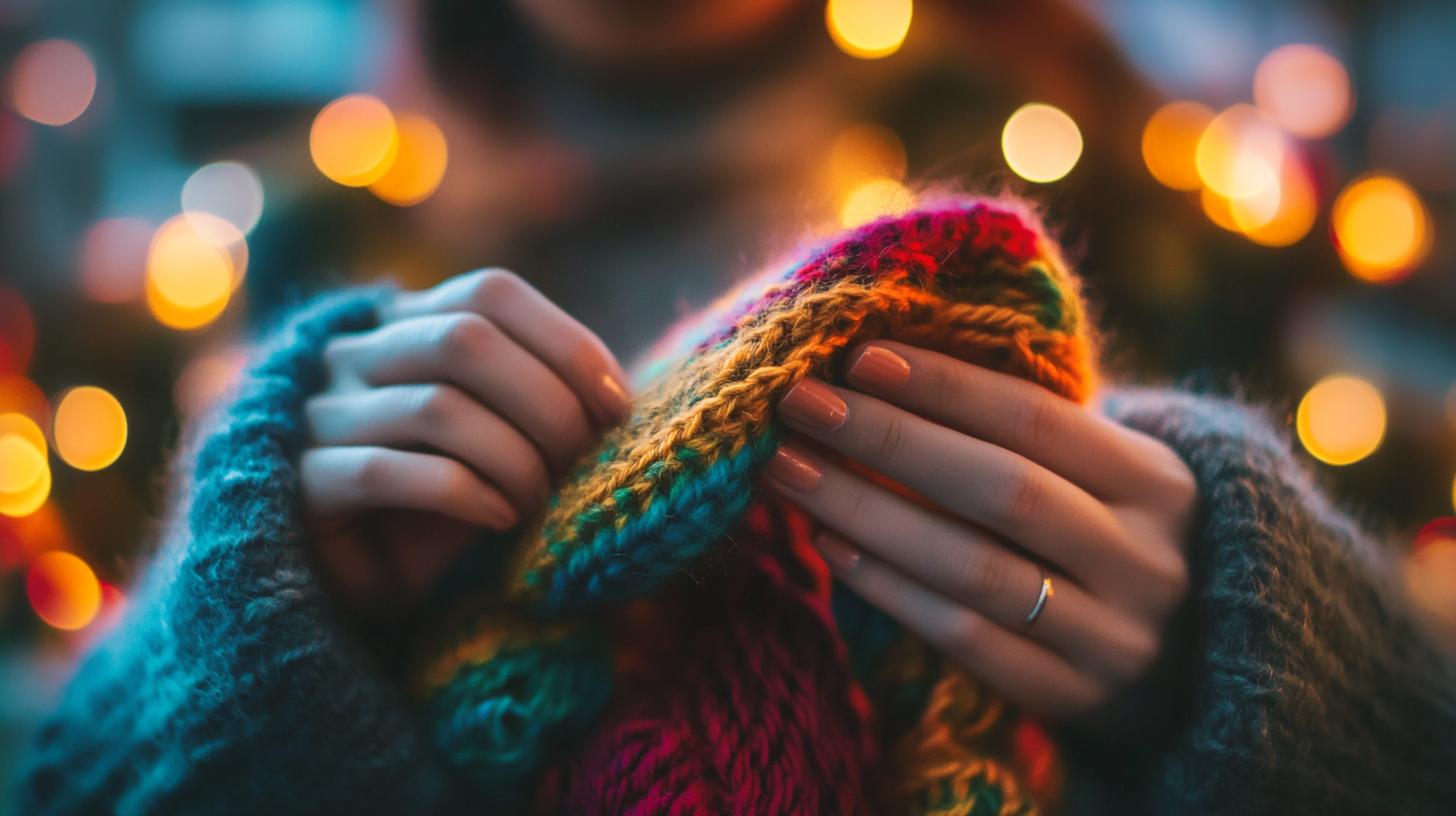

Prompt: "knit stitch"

[418,198,1093,814]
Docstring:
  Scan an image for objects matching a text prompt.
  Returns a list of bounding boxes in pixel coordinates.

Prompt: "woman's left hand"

[764,340,1198,726]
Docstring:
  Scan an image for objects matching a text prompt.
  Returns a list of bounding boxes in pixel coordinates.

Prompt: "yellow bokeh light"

[1296,375,1386,466]
[53,386,127,472]
[1332,175,1431,284]
[1002,103,1083,184]
[145,214,237,330]
[1199,188,1239,233]
[1142,101,1215,191]
[827,122,908,187]
[1195,105,1285,200]
[26,551,101,631]
[840,177,914,228]
[1237,159,1318,247]
[310,94,399,187]
[0,414,50,518]
[1254,44,1352,139]
[826,0,913,59]
[7,39,96,126]
[369,115,449,206]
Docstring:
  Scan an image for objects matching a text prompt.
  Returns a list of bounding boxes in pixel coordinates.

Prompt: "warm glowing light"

[0,413,49,518]
[182,161,265,235]
[1002,103,1083,184]
[0,502,68,570]
[1195,105,1285,200]
[1296,375,1386,466]
[145,214,239,330]
[840,177,914,228]
[1332,175,1431,284]
[369,115,449,206]
[1142,101,1215,191]
[1407,519,1456,636]
[53,386,127,471]
[0,377,49,432]
[826,0,913,59]
[1234,159,1318,247]
[78,217,152,303]
[26,551,101,631]
[1254,44,1352,139]
[826,122,907,186]
[1199,188,1240,233]
[310,94,399,187]
[7,40,96,126]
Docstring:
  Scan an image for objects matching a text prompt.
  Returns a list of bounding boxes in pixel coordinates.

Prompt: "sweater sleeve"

[1093,387,1456,816]
[16,287,470,815]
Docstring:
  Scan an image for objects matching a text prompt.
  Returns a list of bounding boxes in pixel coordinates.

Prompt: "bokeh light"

[1232,158,1318,247]
[1142,101,1215,191]
[0,110,27,182]
[825,0,913,60]
[310,94,398,187]
[369,115,449,206]
[1331,175,1431,284]
[1195,105,1285,200]
[840,177,914,228]
[53,386,127,471]
[0,376,49,429]
[1002,103,1083,184]
[1199,188,1240,233]
[1296,375,1386,466]
[145,214,240,330]
[182,161,265,235]
[26,551,101,631]
[826,122,907,188]
[0,287,36,375]
[1254,44,1353,139]
[78,217,152,303]
[0,502,69,571]
[6,39,96,126]
[0,413,50,518]
[1407,519,1456,639]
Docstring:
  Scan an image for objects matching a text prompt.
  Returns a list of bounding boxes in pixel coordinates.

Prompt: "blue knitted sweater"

[16,288,1456,814]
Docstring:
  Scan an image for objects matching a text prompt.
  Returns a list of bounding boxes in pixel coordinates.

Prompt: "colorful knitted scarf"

[416,198,1096,814]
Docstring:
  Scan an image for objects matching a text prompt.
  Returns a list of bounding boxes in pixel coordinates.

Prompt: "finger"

[305,384,552,515]
[384,268,631,425]
[809,530,1106,718]
[763,442,1158,682]
[776,378,1169,598]
[323,314,594,477]
[843,341,1193,503]
[299,446,518,530]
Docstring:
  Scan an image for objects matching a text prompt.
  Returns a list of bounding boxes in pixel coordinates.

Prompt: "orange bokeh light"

[1142,101,1215,191]
[1332,175,1431,284]
[1296,375,1386,466]
[26,551,102,631]
[1195,105,1285,200]
[840,177,915,228]
[1254,44,1353,139]
[53,386,127,471]
[145,214,243,330]
[369,115,449,206]
[0,412,49,518]
[826,0,913,59]
[7,39,96,127]
[310,94,399,187]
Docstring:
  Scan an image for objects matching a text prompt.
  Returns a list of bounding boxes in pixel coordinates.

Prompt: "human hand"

[765,340,1196,725]
[300,269,630,609]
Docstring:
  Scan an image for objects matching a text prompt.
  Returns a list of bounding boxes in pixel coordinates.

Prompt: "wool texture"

[417,198,1093,814]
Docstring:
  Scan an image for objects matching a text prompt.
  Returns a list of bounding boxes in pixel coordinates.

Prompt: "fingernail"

[846,345,911,392]
[765,444,823,492]
[778,379,847,432]
[595,372,632,423]
[814,531,862,571]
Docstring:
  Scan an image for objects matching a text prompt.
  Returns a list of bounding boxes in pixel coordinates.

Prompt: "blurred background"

[1,0,1454,800]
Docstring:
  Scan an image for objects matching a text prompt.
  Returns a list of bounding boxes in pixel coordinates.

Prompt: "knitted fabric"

[416,198,1094,814]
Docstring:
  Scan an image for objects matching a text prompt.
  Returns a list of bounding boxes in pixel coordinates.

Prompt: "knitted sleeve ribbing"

[16,287,469,815]
[1099,387,1456,816]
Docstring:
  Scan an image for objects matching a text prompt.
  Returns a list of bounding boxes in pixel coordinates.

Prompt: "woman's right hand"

[300,269,631,609]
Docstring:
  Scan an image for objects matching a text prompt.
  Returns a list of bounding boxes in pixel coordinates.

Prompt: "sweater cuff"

[1097,387,1456,814]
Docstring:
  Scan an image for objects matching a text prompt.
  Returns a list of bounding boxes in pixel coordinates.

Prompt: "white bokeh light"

[181,161,265,236]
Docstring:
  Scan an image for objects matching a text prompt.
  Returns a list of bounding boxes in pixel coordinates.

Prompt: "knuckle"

[406,384,457,426]
[1016,395,1063,451]
[438,313,499,362]
[996,465,1045,528]
[350,450,391,494]
[1120,627,1161,680]
[466,267,525,309]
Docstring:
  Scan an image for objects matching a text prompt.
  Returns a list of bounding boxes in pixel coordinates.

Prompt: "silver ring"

[1025,573,1054,625]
